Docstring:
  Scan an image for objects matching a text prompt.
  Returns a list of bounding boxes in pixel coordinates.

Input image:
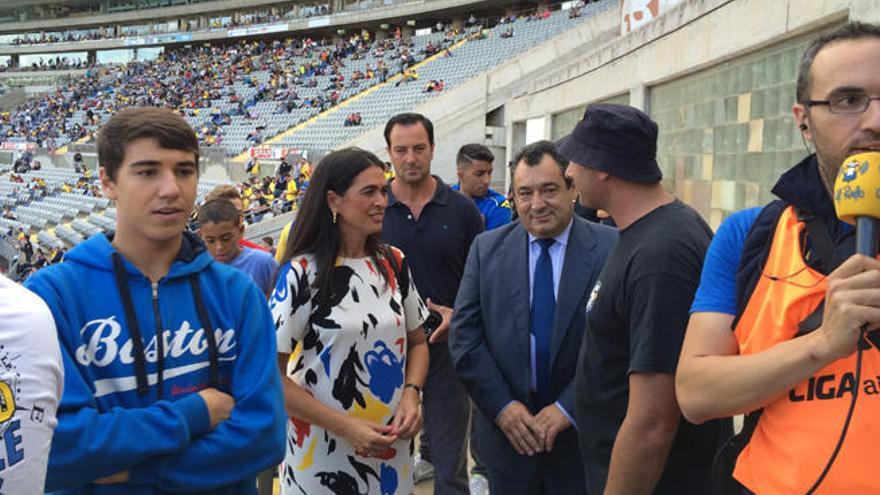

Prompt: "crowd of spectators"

[6,27,115,46]
[0,56,96,73]
[3,3,331,46]
[4,228,65,281]
[233,155,311,224]
[0,24,466,152]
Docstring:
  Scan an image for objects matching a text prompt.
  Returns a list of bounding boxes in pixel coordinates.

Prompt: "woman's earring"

[332,211,338,224]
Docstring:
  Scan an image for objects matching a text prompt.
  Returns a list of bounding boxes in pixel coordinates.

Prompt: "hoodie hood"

[65,230,213,279]
[771,154,836,220]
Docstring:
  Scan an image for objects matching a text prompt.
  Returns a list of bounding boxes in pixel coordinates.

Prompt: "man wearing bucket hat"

[560,104,730,495]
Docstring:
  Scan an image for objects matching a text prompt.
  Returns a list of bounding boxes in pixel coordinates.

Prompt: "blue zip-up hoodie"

[25,232,286,494]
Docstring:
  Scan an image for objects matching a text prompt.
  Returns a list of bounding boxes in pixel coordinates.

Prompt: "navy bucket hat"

[557,103,662,183]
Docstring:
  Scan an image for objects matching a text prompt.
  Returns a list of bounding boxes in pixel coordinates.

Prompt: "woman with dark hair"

[270,147,429,495]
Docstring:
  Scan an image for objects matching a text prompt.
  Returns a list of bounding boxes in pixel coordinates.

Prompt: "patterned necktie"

[531,238,555,408]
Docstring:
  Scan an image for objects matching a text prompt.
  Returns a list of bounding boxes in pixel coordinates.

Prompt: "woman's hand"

[340,417,398,458]
[390,387,422,439]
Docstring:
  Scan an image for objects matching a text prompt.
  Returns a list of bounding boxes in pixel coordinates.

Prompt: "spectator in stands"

[24,107,286,493]
[396,68,419,87]
[271,147,429,495]
[73,152,85,174]
[344,112,363,127]
[247,159,261,180]
[453,144,512,230]
[198,198,278,296]
[466,14,478,27]
[13,158,29,173]
[501,28,515,39]
[382,113,484,495]
[247,126,264,144]
[0,274,63,494]
[277,156,293,177]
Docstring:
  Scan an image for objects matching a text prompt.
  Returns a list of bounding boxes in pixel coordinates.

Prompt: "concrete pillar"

[852,0,880,23]
[629,84,648,112]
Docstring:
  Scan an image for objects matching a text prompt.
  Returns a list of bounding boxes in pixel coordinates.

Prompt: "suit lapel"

[503,225,532,373]
[550,219,598,367]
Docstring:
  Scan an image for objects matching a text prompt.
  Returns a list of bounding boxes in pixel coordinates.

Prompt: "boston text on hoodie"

[25,231,286,494]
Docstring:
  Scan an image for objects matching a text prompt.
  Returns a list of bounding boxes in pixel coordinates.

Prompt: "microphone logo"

[840,157,869,183]
[833,152,880,225]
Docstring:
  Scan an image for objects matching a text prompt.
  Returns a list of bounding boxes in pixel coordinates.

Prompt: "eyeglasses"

[802,93,880,115]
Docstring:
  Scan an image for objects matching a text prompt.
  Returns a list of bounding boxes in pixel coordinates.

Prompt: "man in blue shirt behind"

[453,144,512,230]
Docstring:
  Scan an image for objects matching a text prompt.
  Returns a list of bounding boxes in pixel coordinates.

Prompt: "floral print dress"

[271,247,426,495]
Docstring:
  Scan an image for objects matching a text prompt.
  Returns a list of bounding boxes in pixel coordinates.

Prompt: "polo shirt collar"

[387,175,450,207]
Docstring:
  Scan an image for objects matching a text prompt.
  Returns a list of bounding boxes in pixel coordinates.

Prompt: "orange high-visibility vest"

[733,205,880,494]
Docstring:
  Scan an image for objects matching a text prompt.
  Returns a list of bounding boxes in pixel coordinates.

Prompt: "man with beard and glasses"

[677,22,880,495]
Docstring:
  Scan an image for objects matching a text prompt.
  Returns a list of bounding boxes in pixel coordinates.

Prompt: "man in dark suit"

[450,140,617,494]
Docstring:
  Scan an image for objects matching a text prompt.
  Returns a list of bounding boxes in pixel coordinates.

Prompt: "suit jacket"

[450,216,617,477]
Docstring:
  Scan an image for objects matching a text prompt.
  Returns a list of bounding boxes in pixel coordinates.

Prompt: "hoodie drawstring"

[190,274,221,389]
[111,253,151,397]
[110,254,222,396]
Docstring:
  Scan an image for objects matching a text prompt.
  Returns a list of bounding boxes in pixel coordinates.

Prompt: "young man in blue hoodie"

[25,107,286,494]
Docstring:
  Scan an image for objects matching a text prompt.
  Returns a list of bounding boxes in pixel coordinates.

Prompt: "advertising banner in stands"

[308,17,331,28]
[248,148,301,159]
[124,33,192,46]
[228,23,288,38]
[0,141,35,151]
[620,0,684,35]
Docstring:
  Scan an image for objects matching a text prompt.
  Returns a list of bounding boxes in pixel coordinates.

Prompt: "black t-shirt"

[382,176,484,310]
[575,200,731,495]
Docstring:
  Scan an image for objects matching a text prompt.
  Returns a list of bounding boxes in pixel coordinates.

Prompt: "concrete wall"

[503,0,880,228]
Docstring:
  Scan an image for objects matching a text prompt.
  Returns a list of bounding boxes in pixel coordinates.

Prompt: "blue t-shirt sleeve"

[690,207,763,315]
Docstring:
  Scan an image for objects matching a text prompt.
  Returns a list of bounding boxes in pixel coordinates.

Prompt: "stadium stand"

[0,28,472,155]
[272,1,616,155]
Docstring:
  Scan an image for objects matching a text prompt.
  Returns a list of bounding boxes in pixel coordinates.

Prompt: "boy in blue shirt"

[25,107,286,494]
[198,198,278,296]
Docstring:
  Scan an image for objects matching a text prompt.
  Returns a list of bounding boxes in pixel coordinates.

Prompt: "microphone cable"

[803,336,866,495]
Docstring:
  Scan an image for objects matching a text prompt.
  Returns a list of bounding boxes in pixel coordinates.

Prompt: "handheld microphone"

[810,151,880,495]
[833,152,880,256]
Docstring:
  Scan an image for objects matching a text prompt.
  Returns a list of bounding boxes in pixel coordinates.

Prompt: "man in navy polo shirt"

[382,113,484,495]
